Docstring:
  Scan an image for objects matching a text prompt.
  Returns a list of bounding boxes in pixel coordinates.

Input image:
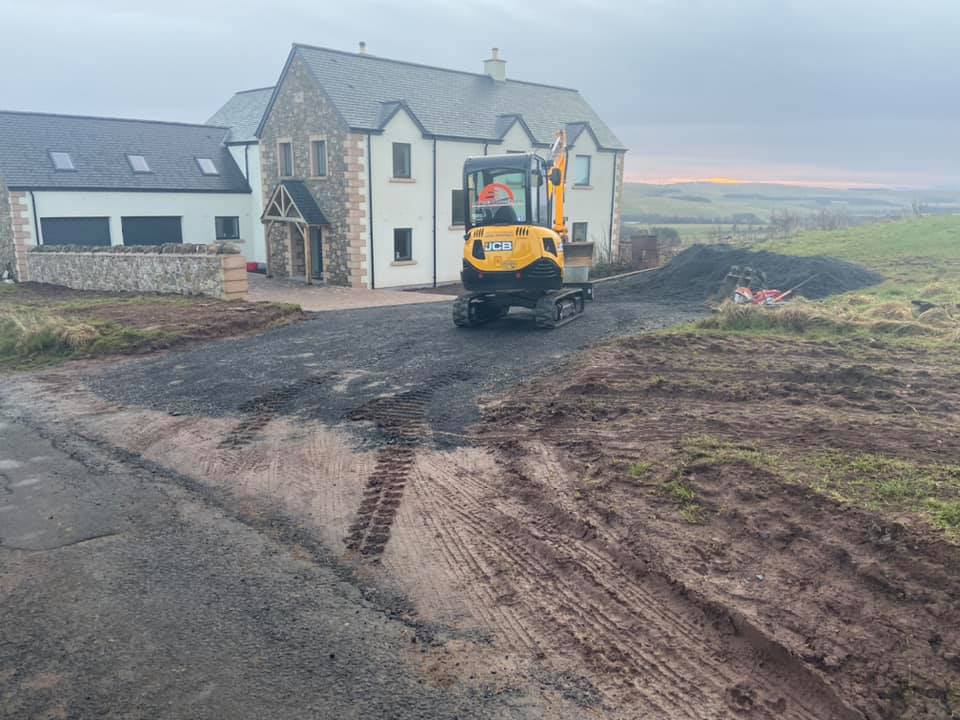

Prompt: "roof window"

[49,151,75,171]
[127,154,151,173]
[196,157,219,176]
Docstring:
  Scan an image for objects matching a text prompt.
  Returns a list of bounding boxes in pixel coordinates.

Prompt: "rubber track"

[344,371,470,559]
[218,374,332,449]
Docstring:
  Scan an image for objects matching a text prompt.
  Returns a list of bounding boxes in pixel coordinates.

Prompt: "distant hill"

[621,182,960,225]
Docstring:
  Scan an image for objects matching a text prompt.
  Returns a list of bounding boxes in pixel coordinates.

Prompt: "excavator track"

[452,293,508,328]
[534,288,586,329]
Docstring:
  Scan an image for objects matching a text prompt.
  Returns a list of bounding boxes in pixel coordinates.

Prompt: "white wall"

[227,143,266,263]
[367,113,620,288]
[565,131,617,258]
[25,190,254,252]
[369,109,435,288]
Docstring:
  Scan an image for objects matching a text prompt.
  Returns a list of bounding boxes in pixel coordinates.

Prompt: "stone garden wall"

[25,243,247,299]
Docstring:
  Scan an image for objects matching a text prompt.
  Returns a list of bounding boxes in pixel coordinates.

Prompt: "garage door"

[40,217,111,246]
[121,216,183,246]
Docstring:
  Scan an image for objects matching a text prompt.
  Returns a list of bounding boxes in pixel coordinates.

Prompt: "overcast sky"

[5,0,959,187]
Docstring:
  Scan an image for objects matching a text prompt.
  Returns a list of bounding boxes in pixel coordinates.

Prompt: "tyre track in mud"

[344,372,470,559]
[413,447,863,719]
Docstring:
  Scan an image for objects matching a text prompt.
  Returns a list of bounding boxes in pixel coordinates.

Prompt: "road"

[0,291,701,719]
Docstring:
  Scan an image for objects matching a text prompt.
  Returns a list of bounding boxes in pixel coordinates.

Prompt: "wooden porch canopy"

[261,180,329,284]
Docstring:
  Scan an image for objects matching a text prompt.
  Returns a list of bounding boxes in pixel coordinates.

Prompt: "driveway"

[1,286,703,718]
[246,273,453,312]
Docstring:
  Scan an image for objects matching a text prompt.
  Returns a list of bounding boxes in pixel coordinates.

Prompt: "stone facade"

[26,246,247,299]
[1,187,34,281]
[259,54,368,287]
[0,180,14,279]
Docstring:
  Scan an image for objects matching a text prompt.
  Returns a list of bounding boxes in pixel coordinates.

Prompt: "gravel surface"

[87,297,702,445]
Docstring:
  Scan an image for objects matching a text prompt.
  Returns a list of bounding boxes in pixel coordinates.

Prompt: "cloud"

[3,0,958,186]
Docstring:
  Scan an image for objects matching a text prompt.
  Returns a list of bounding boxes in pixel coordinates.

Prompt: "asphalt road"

[87,296,701,445]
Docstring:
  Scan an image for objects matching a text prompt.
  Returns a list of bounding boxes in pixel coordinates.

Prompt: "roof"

[275,180,329,225]
[206,87,274,143]
[0,111,250,193]
[261,45,625,151]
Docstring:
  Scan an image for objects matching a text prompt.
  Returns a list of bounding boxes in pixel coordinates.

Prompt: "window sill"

[448,225,465,231]
[391,259,417,266]
[572,184,593,190]
[389,177,416,183]
[308,175,328,180]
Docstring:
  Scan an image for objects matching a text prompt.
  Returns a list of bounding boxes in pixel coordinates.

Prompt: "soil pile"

[604,244,883,302]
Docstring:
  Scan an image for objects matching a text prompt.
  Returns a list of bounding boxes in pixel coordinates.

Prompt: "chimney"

[484,47,506,82]
[358,41,367,55]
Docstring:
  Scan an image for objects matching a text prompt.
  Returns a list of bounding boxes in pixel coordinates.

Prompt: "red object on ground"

[246,262,258,272]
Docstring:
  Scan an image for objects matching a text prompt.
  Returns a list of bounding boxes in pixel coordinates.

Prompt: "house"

[209,44,627,289]
[0,112,253,280]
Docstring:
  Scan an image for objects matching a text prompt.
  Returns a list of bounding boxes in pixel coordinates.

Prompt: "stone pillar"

[343,133,369,288]
[8,190,33,281]
[0,180,15,279]
[610,151,625,262]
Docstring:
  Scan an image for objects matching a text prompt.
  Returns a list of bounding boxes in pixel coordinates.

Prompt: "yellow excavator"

[453,130,593,329]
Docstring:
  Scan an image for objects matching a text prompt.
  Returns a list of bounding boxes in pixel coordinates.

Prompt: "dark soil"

[600,244,884,302]
[478,331,960,719]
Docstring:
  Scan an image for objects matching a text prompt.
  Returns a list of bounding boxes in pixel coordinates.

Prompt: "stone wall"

[610,151,626,260]
[25,245,247,299]
[259,52,368,287]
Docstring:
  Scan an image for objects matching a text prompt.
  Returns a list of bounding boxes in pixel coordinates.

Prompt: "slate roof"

[258,45,625,151]
[206,87,274,143]
[0,111,250,192]
[278,180,329,225]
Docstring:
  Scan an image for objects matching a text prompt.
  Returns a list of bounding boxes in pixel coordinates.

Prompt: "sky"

[4,0,959,188]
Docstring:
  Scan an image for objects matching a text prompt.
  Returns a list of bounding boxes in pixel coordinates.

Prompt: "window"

[40,217,110,246]
[278,141,293,177]
[393,228,412,261]
[127,154,151,173]
[573,155,591,186]
[196,157,219,175]
[466,167,528,227]
[451,189,465,226]
[121,216,183,245]
[392,142,411,179]
[572,222,588,243]
[215,216,240,240]
[49,151,75,171]
[311,140,327,177]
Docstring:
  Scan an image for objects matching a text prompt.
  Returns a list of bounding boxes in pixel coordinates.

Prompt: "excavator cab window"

[466,167,529,228]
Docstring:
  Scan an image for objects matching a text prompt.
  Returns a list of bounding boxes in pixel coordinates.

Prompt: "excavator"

[453,130,593,329]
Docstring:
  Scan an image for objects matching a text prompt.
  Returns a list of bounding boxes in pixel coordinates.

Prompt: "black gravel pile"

[602,244,883,302]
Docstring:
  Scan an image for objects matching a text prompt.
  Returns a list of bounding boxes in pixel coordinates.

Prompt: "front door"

[310,227,323,280]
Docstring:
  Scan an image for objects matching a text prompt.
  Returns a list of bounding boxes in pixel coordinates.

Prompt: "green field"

[621,181,960,246]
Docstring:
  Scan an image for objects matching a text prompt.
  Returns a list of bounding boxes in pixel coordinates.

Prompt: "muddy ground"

[2,288,958,718]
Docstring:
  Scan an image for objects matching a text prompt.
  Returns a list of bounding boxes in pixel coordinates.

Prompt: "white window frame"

[573,155,591,186]
[572,222,588,243]
[393,227,413,261]
[277,139,294,178]
[49,151,75,171]
[196,157,219,176]
[126,154,152,174]
[309,137,328,178]
[392,143,412,179]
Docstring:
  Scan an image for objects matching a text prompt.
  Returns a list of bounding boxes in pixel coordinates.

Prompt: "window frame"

[392,142,412,179]
[393,227,413,262]
[215,216,240,240]
[572,222,588,243]
[196,157,219,176]
[48,151,75,172]
[451,189,465,227]
[310,138,328,178]
[277,140,294,178]
[126,154,152,174]
[573,154,591,186]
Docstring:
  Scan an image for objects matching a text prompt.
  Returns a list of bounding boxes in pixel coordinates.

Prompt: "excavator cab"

[454,139,592,329]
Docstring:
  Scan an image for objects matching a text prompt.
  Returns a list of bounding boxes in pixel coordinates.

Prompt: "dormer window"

[127,154,151,173]
[49,151,75,171]
[196,157,219,176]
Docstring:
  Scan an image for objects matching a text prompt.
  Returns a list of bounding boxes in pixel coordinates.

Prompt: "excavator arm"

[547,130,568,241]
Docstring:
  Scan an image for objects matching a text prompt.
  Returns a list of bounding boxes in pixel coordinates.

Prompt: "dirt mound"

[603,244,883,302]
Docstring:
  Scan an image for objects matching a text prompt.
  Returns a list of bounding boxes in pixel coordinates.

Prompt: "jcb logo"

[484,241,513,252]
